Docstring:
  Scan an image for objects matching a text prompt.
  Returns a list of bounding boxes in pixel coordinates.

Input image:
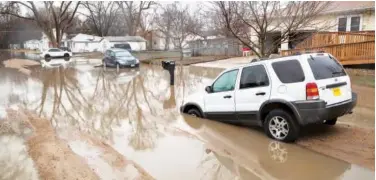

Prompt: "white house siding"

[24,40,41,50]
[71,40,110,53]
[68,33,110,53]
[363,10,375,31]
[127,42,146,51]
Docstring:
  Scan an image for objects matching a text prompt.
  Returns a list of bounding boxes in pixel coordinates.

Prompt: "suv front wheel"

[264,109,300,142]
[187,108,202,118]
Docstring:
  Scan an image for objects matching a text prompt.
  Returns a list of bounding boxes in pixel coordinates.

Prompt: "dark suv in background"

[113,43,132,52]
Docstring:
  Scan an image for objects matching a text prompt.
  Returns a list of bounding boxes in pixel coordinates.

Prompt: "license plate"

[332,88,341,96]
[131,64,135,67]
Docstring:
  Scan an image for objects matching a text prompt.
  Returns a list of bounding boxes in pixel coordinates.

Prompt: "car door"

[48,49,57,57]
[204,69,239,122]
[235,65,271,124]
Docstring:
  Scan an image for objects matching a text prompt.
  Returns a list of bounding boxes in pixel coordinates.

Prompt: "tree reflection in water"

[2,64,222,151]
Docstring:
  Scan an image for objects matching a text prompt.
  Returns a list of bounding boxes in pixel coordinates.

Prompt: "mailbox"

[161,60,175,85]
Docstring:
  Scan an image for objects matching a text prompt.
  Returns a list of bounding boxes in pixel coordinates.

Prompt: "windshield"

[115,51,132,57]
[308,55,346,80]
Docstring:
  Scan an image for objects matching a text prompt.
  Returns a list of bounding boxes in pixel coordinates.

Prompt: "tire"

[263,109,300,142]
[63,53,70,61]
[44,54,51,61]
[187,108,202,118]
[324,118,337,125]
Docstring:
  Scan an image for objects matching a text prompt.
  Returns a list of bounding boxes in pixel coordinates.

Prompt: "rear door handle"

[256,92,266,96]
[223,95,232,99]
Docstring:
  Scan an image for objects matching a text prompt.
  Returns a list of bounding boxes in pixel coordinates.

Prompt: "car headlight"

[135,58,139,63]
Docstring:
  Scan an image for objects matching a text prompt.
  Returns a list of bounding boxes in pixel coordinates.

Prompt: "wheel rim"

[189,113,197,117]
[269,116,289,140]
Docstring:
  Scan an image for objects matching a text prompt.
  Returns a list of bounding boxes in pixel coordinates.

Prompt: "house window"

[338,17,347,32]
[350,16,360,31]
[337,15,362,32]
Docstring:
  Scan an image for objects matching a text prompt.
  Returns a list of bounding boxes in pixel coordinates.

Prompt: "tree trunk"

[164,36,170,50]
[180,49,184,60]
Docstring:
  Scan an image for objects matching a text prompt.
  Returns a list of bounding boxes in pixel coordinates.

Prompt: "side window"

[110,51,115,57]
[272,60,305,83]
[338,17,347,32]
[212,69,239,93]
[49,49,57,52]
[350,16,360,31]
[239,65,269,89]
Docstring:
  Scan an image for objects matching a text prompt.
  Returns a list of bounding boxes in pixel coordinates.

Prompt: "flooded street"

[0,56,374,179]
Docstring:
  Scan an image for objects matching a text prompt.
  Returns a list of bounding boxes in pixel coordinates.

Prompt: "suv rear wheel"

[264,109,300,142]
[187,108,202,118]
[324,118,337,125]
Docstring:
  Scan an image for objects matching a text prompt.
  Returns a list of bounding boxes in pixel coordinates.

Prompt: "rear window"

[308,55,346,80]
[272,60,305,83]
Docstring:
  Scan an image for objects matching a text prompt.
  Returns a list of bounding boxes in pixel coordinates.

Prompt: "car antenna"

[310,55,314,60]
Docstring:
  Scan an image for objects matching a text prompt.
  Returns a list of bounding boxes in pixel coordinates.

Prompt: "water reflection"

[0,64,221,152]
[181,114,375,180]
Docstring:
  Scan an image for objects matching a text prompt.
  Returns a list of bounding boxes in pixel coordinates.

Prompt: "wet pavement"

[0,57,374,179]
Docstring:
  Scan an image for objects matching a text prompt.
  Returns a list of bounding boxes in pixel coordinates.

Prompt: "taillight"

[306,82,319,100]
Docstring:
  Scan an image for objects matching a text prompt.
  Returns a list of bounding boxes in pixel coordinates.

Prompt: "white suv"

[180,53,357,142]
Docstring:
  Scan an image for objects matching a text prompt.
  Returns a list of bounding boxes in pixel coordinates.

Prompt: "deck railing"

[296,31,375,49]
[281,40,375,65]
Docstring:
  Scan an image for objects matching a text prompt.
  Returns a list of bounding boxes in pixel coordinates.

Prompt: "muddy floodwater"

[0,58,374,180]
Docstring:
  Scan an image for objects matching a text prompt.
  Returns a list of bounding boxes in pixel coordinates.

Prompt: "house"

[64,33,110,53]
[105,36,147,51]
[144,30,175,50]
[22,29,67,52]
[279,1,375,65]
[265,1,375,52]
[24,39,40,50]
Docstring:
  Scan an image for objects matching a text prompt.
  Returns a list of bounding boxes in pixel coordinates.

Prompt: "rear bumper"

[292,92,357,125]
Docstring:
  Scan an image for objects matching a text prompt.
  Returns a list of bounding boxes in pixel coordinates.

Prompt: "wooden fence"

[282,40,375,65]
[296,31,375,49]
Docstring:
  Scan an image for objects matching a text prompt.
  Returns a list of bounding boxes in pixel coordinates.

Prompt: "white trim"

[336,14,363,32]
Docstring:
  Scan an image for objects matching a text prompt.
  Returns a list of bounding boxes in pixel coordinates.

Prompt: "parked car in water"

[113,43,132,52]
[180,52,357,142]
[41,48,72,61]
[59,46,71,52]
[103,48,139,68]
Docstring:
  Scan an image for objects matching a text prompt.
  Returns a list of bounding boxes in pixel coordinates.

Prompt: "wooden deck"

[283,31,375,65]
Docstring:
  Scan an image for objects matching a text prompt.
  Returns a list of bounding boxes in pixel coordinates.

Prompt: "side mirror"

[205,86,212,93]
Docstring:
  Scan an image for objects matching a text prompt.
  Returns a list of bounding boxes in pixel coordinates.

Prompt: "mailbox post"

[162,60,176,85]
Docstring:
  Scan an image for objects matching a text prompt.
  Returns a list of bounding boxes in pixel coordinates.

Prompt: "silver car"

[103,48,140,68]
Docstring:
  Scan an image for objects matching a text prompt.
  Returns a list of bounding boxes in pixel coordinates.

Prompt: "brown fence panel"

[281,40,375,65]
[296,31,375,49]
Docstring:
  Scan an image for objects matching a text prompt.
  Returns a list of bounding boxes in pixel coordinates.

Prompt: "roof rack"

[292,50,325,55]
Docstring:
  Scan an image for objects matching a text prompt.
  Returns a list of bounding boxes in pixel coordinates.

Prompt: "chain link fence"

[188,38,242,57]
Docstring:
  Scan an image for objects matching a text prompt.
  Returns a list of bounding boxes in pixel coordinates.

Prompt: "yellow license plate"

[332,88,341,96]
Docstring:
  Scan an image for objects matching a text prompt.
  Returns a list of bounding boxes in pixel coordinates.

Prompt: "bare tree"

[117,1,156,36]
[213,1,333,57]
[81,2,119,36]
[0,1,81,47]
[154,4,174,50]
[156,3,196,59]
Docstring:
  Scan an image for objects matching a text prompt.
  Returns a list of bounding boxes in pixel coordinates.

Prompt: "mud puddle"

[0,60,374,179]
